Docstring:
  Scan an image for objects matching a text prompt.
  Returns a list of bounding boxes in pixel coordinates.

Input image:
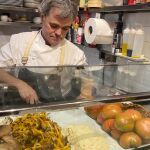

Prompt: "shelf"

[82,3,150,14]
[115,54,150,62]
[99,50,150,63]
[0,5,38,13]
[0,21,41,28]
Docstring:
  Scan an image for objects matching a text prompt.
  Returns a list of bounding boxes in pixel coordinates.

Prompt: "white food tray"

[48,108,124,150]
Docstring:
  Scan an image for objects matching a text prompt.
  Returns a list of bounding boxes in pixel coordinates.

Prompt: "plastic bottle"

[122,27,130,56]
[112,15,123,54]
[76,27,83,45]
[132,27,144,57]
[128,0,136,5]
[127,28,136,57]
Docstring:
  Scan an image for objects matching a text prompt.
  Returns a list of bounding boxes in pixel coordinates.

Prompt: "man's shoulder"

[65,39,84,54]
[11,31,38,41]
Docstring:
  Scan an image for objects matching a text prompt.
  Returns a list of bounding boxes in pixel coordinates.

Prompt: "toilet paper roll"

[84,18,113,44]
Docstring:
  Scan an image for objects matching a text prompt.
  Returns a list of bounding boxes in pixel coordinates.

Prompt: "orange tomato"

[97,113,105,125]
[101,103,122,119]
[115,113,135,132]
[123,109,142,121]
[102,119,115,133]
[111,129,122,140]
[135,118,150,141]
[119,132,142,149]
[84,104,104,120]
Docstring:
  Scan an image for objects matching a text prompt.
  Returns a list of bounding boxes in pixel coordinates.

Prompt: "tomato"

[84,104,104,120]
[111,129,122,141]
[119,132,142,149]
[101,103,122,119]
[123,109,142,121]
[97,113,105,125]
[135,118,150,140]
[102,119,115,133]
[115,113,135,132]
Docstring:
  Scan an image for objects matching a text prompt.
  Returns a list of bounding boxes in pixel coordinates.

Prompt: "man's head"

[39,0,78,46]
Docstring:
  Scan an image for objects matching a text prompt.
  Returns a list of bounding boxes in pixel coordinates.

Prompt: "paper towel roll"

[84,18,113,44]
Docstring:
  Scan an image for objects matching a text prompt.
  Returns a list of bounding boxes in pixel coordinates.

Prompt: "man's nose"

[55,28,62,36]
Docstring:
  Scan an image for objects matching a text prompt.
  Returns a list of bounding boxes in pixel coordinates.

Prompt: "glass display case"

[0,64,150,150]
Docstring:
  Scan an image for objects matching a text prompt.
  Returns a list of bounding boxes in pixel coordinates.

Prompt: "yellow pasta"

[11,112,70,150]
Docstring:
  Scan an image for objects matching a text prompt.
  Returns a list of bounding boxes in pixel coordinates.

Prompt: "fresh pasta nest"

[11,112,70,150]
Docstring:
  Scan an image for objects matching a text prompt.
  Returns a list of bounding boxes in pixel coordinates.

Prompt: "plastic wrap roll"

[84,18,113,44]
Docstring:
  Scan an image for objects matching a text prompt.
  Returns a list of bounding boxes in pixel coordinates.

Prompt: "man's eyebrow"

[50,22,70,29]
[63,25,70,28]
[49,22,60,26]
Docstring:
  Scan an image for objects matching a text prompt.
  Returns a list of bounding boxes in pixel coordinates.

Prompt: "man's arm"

[0,69,39,104]
[0,69,38,104]
[74,67,95,100]
[0,39,39,104]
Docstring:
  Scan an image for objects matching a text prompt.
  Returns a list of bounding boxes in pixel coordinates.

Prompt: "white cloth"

[0,31,87,97]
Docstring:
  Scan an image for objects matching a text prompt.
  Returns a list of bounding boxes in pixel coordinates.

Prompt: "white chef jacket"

[0,31,87,67]
[0,31,87,97]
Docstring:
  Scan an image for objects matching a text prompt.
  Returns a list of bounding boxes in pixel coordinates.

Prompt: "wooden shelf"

[79,3,150,14]
[0,21,41,28]
[0,5,38,13]
[115,54,150,62]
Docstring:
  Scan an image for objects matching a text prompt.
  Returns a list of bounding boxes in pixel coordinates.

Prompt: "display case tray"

[0,108,149,150]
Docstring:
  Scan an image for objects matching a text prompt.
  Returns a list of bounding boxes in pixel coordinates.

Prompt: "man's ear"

[40,13,46,22]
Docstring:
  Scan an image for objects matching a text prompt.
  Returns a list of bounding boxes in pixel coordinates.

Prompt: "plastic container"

[122,27,130,56]
[127,28,136,56]
[132,27,144,57]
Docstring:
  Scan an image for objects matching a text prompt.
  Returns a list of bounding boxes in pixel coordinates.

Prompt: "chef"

[0,0,89,104]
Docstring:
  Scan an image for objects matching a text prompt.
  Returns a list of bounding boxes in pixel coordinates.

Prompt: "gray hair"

[39,0,78,20]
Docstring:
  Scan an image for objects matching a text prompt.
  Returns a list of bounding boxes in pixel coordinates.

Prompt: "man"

[0,0,88,104]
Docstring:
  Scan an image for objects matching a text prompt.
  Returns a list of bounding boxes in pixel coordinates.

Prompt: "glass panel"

[0,64,150,150]
[0,64,150,113]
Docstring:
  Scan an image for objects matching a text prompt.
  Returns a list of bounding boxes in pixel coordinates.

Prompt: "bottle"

[128,0,136,5]
[66,28,72,42]
[76,27,83,45]
[113,14,123,54]
[127,28,136,57]
[122,27,130,56]
[132,27,144,57]
[123,0,128,5]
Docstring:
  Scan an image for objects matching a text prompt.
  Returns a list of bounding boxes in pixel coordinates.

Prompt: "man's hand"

[77,94,94,100]
[16,80,39,104]
[0,69,39,104]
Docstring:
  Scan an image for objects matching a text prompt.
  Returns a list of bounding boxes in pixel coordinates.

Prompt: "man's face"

[41,7,73,46]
